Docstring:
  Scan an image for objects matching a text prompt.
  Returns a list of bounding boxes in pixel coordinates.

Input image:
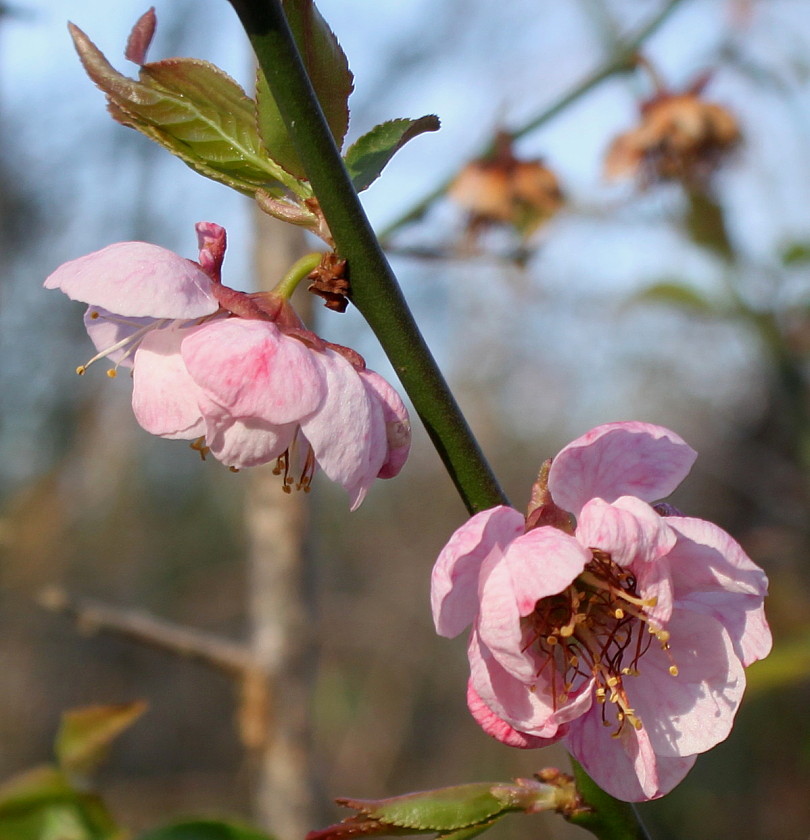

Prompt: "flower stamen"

[76,316,171,374]
[190,437,209,460]
[522,549,672,734]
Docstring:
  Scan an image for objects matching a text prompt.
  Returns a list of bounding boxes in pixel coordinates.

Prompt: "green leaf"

[435,819,503,840]
[0,800,121,840]
[55,701,147,776]
[0,766,121,840]
[0,766,74,815]
[344,117,441,192]
[780,242,810,266]
[311,778,573,840]
[684,189,733,261]
[0,802,93,840]
[255,0,354,178]
[69,23,306,198]
[627,281,719,314]
[137,819,276,840]
[341,784,506,831]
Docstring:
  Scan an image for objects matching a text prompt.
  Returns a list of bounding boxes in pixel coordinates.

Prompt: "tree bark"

[245,212,319,839]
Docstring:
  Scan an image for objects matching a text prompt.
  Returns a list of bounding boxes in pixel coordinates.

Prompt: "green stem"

[226,0,505,514]
[569,760,652,840]
[379,0,686,241]
[224,2,656,837]
[273,252,324,299]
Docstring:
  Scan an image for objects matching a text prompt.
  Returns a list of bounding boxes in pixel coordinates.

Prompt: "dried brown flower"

[449,133,564,237]
[308,253,350,312]
[605,88,740,185]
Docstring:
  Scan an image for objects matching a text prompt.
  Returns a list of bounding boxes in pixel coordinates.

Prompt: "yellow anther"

[106,368,117,378]
[559,625,574,637]
[657,629,670,643]
[569,655,579,668]
[189,438,209,461]
[76,365,86,375]
[607,676,619,688]
[546,635,558,646]
[229,466,239,473]
[595,687,606,700]
[669,665,679,677]
[614,608,625,619]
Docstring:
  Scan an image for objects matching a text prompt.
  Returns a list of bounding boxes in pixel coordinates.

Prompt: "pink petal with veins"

[666,517,772,666]
[181,319,325,424]
[131,326,205,439]
[199,394,297,469]
[45,242,218,319]
[358,369,411,479]
[567,699,697,801]
[548,422,697,516]
[431,506,525,639]
[300,349,386,511]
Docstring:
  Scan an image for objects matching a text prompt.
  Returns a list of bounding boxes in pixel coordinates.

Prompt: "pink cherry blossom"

[179,316,409,509]
[45,223,411,508]
[431,421,770,801]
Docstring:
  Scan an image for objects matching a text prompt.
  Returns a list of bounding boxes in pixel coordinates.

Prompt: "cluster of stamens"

[272,433,317,494]
[75,311,173,378]
[522,549,677,737]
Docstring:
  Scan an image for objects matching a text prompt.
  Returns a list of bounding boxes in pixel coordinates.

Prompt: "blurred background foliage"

[2,0,810,838]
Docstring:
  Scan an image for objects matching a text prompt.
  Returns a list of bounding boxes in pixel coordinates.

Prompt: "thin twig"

[378,0,688,241]
[38,586,255,676]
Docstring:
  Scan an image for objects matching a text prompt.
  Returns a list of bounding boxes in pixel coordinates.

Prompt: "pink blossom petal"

[477,527,589,680]
[468,632,575,739]
[181,319,325,424]
[45,242,219,319]
[567,702,697,801]
[200,394,297,468]
[431,506,525,638]
[548,422,697,516]
[131,326,206,439]
[627,610,745,758]
[576,496,676,567]
[666,517,772,666]
[299,349,387,511]
[467,681,563,749]
[358,370,411,479]
[576,496,675,623]
[83,307,157,369]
